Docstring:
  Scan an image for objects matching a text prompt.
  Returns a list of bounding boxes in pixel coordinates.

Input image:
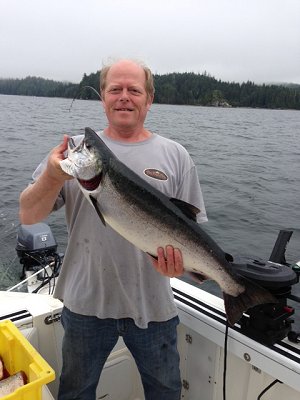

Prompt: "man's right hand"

[45,135,73,183]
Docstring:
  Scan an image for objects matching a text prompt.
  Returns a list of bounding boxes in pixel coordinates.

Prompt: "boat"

[0,223,300,399]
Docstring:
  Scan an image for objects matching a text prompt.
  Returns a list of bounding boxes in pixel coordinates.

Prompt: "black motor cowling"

[232,230,300,345]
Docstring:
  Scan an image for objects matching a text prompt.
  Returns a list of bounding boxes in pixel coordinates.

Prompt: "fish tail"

[223,279,277,326]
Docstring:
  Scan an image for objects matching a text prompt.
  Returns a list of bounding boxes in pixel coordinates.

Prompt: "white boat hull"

[1,279,300,399]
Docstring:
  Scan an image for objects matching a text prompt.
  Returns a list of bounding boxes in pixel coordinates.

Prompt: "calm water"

[0,94,300,328]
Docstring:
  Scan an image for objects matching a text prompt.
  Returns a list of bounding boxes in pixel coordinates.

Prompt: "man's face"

[101,61,153,134]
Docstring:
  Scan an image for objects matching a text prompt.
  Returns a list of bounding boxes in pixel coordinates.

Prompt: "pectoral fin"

[89,196,106,226]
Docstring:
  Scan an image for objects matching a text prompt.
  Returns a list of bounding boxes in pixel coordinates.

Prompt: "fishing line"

[68,85,101,112]
[7,268,43,292]
[22,252,50,290]
[223,320,229,400]
[257,379,282,399]
[223,320,283,400]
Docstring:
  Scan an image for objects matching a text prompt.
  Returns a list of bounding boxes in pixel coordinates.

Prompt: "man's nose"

[119,88,129,101]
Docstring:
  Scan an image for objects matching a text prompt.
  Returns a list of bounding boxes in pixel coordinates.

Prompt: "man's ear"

[147,94,154,110]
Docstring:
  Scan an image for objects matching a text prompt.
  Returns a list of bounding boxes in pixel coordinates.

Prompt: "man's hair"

[100,59,155,100]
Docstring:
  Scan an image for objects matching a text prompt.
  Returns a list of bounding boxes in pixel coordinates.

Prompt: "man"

[19,59,207,400]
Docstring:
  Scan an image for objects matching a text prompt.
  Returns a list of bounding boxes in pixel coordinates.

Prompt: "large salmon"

[60,127,276,326]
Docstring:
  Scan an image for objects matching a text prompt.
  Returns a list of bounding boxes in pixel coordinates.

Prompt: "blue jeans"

[58,307,182,400]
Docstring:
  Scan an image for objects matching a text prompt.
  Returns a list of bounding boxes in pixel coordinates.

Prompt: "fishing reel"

[16,223,62,293]
[232,230,300,346]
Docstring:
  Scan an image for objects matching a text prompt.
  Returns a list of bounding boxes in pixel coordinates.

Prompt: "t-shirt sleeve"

[176,163,208,224]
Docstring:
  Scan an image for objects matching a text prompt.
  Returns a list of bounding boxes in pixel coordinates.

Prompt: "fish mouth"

[68,137,77,149]
[78,173,102,191]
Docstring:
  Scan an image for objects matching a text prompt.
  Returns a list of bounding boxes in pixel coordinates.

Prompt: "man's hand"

[45,135,73,183]
[150,245,184,278]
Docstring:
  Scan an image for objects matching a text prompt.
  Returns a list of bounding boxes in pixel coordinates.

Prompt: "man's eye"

[130,88,141,94]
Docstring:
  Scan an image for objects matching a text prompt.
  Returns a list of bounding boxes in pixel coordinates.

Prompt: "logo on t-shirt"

[144,168,168,181]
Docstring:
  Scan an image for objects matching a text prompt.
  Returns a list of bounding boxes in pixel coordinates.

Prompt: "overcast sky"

[1,0,299,84]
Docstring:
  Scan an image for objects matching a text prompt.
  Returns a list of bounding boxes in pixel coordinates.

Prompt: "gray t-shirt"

[34,132,207,328]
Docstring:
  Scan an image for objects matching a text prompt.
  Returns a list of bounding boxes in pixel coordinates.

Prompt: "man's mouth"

[115,108,133,112]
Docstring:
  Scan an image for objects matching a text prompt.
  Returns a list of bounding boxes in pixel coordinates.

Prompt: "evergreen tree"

[0,72,299,110]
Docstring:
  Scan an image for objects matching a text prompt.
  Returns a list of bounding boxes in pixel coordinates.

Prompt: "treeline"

[154,72,300,109]
[1,72,300,109]
[0,76,78,98]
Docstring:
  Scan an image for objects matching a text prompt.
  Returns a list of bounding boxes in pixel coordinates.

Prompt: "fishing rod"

[68,85,101,112]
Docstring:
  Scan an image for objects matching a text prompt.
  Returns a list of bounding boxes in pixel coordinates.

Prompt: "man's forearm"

[19,170,64,224]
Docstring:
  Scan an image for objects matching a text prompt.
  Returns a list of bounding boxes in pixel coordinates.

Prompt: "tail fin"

[223,279,277,326]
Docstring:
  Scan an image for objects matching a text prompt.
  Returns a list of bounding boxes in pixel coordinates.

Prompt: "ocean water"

[0,94,299,329]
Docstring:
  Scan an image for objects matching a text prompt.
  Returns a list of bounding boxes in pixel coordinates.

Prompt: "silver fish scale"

[91,175,245,297]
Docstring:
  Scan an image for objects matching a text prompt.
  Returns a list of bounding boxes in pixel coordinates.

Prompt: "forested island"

[0,71,299,110]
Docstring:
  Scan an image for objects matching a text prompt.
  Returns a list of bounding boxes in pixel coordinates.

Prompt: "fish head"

[60,136,102,183]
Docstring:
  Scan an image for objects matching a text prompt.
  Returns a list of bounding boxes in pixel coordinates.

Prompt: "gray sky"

[1,0,299,84]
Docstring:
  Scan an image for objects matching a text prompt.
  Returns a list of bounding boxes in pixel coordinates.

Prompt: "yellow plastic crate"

[0,319,55,400]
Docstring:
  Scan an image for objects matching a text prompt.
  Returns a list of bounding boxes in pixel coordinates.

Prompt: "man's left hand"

[150,245,184,277]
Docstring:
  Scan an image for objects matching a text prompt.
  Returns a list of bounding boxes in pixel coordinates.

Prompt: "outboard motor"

[232,230,300,345]
[16,223,62,293]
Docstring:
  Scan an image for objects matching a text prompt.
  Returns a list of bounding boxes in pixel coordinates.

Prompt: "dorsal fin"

[170,198,200,222]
